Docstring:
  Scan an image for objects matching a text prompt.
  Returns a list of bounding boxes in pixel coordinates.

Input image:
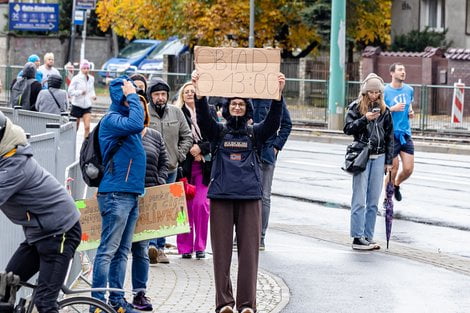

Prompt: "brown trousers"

[210,199,261,313]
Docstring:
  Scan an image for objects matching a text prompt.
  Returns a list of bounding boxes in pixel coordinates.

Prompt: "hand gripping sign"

[451,80,465,125]
[194,46,281,100]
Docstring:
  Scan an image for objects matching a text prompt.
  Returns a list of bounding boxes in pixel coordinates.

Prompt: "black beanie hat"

[150,83,170,94]
[48,74,63,89]
[130,73,148,92]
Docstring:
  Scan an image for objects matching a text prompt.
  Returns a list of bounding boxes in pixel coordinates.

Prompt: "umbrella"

[384,172,394,249]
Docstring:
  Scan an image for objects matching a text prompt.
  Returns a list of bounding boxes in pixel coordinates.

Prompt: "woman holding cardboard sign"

[192,70,285,313]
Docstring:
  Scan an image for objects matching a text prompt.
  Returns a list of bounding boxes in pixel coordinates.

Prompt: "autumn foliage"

[95,0,391,56]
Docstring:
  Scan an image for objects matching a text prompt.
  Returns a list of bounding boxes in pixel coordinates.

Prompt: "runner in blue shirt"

[383,63,415,201]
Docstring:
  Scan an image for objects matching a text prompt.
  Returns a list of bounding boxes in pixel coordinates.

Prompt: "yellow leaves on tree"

[96,0,178,40]
[95,0,318,53]
[348,0,392,47]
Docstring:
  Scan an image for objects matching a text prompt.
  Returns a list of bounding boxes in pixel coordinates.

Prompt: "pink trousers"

[177,162,210,254]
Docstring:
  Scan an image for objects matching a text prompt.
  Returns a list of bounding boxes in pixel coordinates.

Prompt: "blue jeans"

[131,240,149,292]
[149,170,177,249]
[92,192,139,304]
[350,155,385,239]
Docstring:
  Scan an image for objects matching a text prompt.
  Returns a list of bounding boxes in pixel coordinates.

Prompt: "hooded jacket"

[11,63,42,110]
[195,96,283,199]
[146,78,192,172]
[98,76,146,194]
[0,144,80,243]
[343,100,394,165]
[68,72,96,109]
[252,98,292,164]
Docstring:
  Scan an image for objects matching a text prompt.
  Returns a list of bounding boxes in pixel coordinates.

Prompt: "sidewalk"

[123,246,289,313]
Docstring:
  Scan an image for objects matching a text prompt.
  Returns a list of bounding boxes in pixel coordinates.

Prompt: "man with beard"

[146,77,192,264]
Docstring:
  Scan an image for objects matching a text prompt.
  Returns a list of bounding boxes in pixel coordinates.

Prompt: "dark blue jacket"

[196,96,282,199]
[98,76,146,194]
[252,98,292,164]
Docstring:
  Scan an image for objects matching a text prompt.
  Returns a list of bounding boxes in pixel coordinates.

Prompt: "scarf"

[185,104,202,142]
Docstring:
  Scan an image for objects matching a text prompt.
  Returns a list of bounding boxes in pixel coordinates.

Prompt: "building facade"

[392,0,470,49]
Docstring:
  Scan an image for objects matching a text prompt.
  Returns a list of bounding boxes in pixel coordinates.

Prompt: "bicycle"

[0,271,117,313]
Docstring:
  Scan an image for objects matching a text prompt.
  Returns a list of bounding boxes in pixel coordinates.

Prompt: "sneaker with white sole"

[240,308,254,313]
[352,237,375,250]
[365,238,381,250]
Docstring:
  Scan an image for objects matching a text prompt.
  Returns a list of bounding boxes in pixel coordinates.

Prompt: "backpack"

[79,120,126,187]
[10,77,35,110]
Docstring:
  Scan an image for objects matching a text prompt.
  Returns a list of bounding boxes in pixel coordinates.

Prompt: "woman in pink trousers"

[175,82,214,259]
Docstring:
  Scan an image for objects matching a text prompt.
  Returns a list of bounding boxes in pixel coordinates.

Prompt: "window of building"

[421,0,445,31]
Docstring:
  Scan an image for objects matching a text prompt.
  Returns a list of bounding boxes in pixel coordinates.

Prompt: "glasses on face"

[184,89,195,95]
[230,102,246,108]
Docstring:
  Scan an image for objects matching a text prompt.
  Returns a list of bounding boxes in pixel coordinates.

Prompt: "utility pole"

[328,0,346,130]
[80,10,88,62]
[248,0,254,48]
[69,0,76,63]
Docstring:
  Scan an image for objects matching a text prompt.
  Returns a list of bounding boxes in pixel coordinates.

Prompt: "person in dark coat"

[130,89,169,311]
[251,97,292,250]
[0,111,81,313]
[192,71,285,313]
[343,73,394,251]
[10,62,42,110]
[175,81,213,260]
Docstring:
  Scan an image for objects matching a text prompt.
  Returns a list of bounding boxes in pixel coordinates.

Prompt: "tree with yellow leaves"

[96,0,320,57]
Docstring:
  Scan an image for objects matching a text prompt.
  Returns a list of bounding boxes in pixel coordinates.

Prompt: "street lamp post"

[249,0,254,48]
[328,0,346,130]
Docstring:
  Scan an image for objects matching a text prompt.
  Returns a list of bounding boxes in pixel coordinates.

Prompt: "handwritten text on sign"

[194,46,281,100]
[76,182,189,251]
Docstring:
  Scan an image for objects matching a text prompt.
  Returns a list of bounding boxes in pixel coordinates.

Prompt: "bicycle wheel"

[58,296,115,313]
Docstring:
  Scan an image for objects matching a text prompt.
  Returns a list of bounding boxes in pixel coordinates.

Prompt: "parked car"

[98,39,163,81]
[137,39,189,73]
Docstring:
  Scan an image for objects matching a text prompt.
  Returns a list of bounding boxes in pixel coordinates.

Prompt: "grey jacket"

[0,145,80,243]
[35,88,68,114]
[148,103,192,171]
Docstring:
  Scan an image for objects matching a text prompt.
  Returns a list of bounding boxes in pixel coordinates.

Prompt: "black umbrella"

[384,172,394,249]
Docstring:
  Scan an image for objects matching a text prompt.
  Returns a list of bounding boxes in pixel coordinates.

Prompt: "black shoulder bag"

[48,89,64,111]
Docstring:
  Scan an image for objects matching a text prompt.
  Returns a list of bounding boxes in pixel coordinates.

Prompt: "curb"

[270,223,470,277]
[290,130,470,155]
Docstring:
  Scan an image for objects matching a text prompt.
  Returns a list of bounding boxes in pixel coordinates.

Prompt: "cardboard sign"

[194,46,281,100]
[76,182,190,251]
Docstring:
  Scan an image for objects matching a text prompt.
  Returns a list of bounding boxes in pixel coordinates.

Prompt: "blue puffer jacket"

[252,98,292,164]
[98,76,146,194]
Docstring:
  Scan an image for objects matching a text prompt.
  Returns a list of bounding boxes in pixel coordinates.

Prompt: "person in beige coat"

[146,77,192,264]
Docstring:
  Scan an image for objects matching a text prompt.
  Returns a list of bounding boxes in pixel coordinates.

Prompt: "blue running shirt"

[384,83,414,144]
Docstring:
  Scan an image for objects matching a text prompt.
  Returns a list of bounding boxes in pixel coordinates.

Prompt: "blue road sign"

[76,0,96,10]
[74,10,84,26]
[9,3,59,32]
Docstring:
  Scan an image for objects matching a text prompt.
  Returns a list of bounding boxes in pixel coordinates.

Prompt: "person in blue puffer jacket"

[91,76,145,313]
